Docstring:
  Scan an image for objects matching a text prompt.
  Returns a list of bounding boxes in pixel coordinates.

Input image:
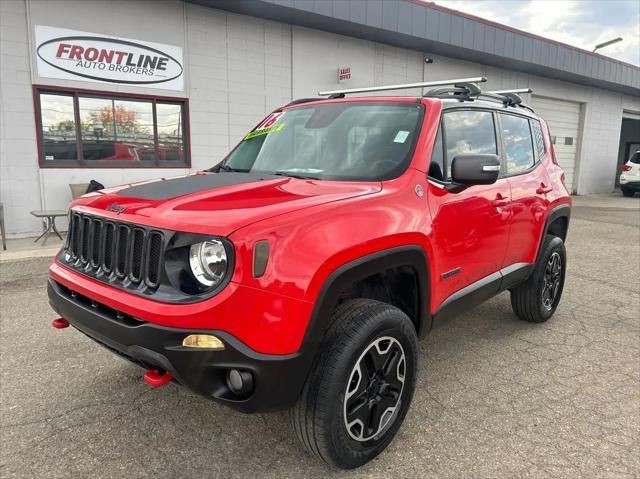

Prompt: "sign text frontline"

[55,43,169,76]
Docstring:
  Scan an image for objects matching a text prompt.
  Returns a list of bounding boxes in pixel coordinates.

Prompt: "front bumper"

[48,278,309,413]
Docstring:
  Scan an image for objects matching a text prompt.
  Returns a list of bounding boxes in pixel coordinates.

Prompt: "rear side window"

[441,110,497,179]
[500,113,535,174]
[531,119,546,160]
[631,151,640,164]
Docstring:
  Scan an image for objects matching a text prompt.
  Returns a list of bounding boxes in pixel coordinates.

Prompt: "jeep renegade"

[48,78,571,469]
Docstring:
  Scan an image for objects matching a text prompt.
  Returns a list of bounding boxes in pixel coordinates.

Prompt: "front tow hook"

[51,317,69,329]
[144,369,173,387]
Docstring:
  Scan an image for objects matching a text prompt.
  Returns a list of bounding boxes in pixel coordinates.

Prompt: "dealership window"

[35,87,189,167]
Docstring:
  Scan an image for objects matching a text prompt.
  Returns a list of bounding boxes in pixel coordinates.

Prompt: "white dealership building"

[1,0,639,237]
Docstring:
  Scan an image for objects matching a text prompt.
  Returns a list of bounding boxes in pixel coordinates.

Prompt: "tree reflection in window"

[41,94,77,161]
[36,89,188,167]
[443,110,497,179]
[500,114,535,174]
[79,98,154,162]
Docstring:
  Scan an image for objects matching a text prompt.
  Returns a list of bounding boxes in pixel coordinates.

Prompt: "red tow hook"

[144,369,173,387]
[52,318,69,329]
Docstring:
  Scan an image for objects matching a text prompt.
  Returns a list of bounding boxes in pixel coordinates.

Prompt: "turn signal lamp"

[182,334,225,349]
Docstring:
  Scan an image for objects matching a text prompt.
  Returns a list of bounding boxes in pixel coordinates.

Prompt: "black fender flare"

[296,246,430,368]
[536,204,571,262]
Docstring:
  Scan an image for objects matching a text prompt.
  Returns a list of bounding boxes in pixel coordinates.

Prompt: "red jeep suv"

[48,78,571,469]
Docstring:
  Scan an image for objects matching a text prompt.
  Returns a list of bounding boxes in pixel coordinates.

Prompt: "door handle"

[491,194,510,208]
[536,183,553,195]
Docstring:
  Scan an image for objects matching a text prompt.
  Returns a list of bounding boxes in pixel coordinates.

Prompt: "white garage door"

[532,96,582,193]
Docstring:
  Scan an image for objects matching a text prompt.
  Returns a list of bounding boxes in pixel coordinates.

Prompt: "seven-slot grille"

[65,211,164,288]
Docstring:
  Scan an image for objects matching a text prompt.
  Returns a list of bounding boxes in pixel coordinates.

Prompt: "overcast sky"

[433,0,640,65]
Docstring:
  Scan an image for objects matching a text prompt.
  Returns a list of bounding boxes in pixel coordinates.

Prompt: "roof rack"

[424,83,535,112]
[317,77,487,97]
[286,98,319,106]
[315,78,535,113]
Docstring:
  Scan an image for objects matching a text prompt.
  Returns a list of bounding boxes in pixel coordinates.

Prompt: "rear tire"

[290,299,418,469]
[621,187,635,197]
[510,235,566,323]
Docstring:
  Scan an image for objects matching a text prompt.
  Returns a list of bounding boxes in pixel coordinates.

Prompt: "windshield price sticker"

[245,112,285,140]
[244,123,284,140]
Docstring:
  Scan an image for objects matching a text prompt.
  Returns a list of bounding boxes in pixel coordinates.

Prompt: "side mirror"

[451,154,500,186]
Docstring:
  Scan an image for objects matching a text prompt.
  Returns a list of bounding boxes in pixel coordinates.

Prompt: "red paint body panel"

[50,260,313,354]
[50,96,572,357]
[426,178,512,308]
[72,177,380,237]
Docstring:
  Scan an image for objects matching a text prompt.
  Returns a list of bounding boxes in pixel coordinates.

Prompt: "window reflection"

[37,90,189,167]
[428,126,445,180]
[41,94,77,161]
[531,120,545,159]
[444,110,497,172]
[501,114,535,173]
[156,103,184,162]
[78,97,154,162]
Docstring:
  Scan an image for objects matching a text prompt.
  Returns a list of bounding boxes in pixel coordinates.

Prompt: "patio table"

[30,210,67,245]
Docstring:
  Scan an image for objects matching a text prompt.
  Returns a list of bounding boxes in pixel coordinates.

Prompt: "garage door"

[532,96,582,193]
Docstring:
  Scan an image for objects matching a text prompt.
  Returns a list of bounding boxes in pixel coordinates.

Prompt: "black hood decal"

[117,173,279,200]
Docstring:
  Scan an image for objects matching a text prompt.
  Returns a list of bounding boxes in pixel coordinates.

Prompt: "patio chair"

[69,183,90,200]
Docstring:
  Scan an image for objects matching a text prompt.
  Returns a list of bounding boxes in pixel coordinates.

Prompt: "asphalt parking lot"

[1,194,639,479]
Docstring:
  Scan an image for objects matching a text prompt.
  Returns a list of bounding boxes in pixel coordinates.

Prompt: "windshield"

[217,102,424,181]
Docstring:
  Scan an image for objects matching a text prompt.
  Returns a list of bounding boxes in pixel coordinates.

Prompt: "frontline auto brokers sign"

[35,25,183,91]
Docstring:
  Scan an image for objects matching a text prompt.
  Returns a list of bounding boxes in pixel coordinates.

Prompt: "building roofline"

[189,0,639,96]
[415,0,639,70]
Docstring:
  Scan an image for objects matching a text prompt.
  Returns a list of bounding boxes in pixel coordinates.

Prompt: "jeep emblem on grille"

[106,203,126,214]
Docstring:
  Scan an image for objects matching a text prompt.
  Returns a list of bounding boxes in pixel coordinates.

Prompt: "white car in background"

[620,150,640,197]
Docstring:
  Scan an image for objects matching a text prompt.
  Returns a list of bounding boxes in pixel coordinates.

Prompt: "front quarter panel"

[229,170,433,304]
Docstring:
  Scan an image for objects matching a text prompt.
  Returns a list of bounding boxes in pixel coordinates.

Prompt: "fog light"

[226,369,254,395]
[182,334,224,349]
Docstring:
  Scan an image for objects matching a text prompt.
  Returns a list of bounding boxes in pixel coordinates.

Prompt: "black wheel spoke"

[382,345,401,377]
[367,401,384,436]
[346,394,370,426]
[346,364,366,400]
[378,390,399,412]
[365,347,385,373]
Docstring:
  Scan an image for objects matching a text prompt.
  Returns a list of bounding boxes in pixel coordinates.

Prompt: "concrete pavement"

[1,194,638,478]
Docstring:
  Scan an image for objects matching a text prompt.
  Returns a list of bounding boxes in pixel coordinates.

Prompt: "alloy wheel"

[343,336,406,442]
[542,251,562,310]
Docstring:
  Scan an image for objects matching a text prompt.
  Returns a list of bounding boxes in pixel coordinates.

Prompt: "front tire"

[510,235,567,323]
[290,299,418,469]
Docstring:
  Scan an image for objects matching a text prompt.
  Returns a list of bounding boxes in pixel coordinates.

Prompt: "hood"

[73,172,381,236]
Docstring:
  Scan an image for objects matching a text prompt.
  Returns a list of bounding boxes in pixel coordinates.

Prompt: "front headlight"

[189,240,228,287]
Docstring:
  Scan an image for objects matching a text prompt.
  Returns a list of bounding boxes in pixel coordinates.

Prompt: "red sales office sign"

[338,66,351,82]
[35,25,184,91]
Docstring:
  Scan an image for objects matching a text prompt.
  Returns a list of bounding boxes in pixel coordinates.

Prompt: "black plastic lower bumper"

[47,279,309,413]
[621,181,640,192]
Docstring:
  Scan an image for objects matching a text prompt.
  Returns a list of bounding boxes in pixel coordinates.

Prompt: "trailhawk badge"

[106,204,127,214]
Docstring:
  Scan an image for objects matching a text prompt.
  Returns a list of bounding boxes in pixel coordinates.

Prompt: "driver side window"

[428,110,498,181]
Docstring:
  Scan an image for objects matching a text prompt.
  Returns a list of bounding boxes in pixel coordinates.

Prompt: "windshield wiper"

[272,171,321,180]
[216,164,249,173]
